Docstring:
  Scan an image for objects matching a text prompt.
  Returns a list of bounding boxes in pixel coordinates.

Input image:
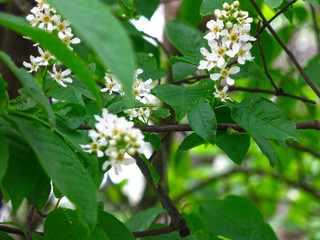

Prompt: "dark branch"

[257,21,280,92]
[27,205,35,240]
[287,143,320,158]
[79,121,320,132]
[141,31,171,58]
[250,0,320,99]
[133,226,174,238]
[134,154,190,237]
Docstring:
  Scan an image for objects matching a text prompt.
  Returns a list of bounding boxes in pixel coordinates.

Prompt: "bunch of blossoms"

[23,0,81,87]
[100,69,159,123]
[80,109,149,175]
[198,1,256,102]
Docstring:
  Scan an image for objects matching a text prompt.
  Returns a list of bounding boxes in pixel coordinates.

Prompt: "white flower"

[48,64,73,87]
[103,149,135,175]
[100,73,123,95]
[198,47,218,71]
[214,85,232,102]
[26,13,40,27]
[208,40,227,68]
[38,47,55,66]
[35,0,50,10]
[210,65,240,85]
[204,19,224,41]
[58,30,81,49]
[52,15,71,33]
[134,78,153,98]
[238,24,256,42]
[23,55,42,73]
[237,43,254,65]
[37,7,55,32]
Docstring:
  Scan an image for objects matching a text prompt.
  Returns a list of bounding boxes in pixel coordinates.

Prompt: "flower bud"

[110,151,118,159]
[214,9,221,16]
[226,22,233,29]
[223,2,230,10]
[232,1,240,8]
[233,11,239,18]
[124,135,131,143]
[128,147,136,156]
[109,139,117,147]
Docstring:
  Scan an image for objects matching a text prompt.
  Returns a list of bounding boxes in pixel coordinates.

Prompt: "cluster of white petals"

[80,109,149,175]
[101,69,159,122]
[199,1,256,102]
[23,0,81,87]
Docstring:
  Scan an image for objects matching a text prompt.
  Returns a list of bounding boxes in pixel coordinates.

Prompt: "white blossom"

[48,64,73,87]
[214,85,232,102]
[23,55,42,73]
[210,65,240,85]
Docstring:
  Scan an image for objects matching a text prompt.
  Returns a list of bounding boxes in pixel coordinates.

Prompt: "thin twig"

[309,3,320,53]
[174,168,320,202]
[287,143,320,158]
[134,154,190,237]
[250,0,320,99]
[228,86,316,104]
[141,31,171,58]
[257,21,280,92]
[54,198,61,210]
[27,205,35,240]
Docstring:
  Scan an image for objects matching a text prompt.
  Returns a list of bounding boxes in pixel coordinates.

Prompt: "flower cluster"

[80,109,148,175]
[199,1,255,102]
[23,0,81,87]
[101,69,159,122]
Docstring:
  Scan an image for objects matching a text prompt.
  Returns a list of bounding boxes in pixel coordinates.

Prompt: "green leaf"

[97,210,135,240]
[140,154,160,187]
[169,56,201,66]
[27,171,51,210]
[230,95,300,141]
[302,54,320,91]
[135,0,159,20]
[166,19,205,59]
[0,118,42,214]
[200,196,278,240]
[152,79,214,121]
[125,206,165,231]
[107,98,147,114]
[0,74,8,114]
[0,129,9,182]
[136,53,166,81]
[44,208,89,240]
[177,132,207,154]
[144,133,161,151]
[188,100,217,145]
[0,232,14,240]
[172,62,198,82]
[0,12,101,106]
[251,134,277,167]
[9,116,97,227]
[180,0,202,26]
[200,0,232,16]
[47,78,92,107]
[264,0,283,8]
[215,131,250,165]
[117,0,135,18]
[152,109,171,118]
[47,0,136,98]
[0,50,55,126]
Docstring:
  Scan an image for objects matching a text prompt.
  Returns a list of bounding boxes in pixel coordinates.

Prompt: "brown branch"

[250,0,320,99]
[27,205,35,240]
[309,3,320,54]
[78,121,320,132]
[133,226,174,238]
[257,21,280,92]
[134,154,190,237]
[228,86,316,104]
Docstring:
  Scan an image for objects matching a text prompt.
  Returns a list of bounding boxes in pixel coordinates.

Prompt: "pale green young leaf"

[0,12,101,106]
[47,0,136,98]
